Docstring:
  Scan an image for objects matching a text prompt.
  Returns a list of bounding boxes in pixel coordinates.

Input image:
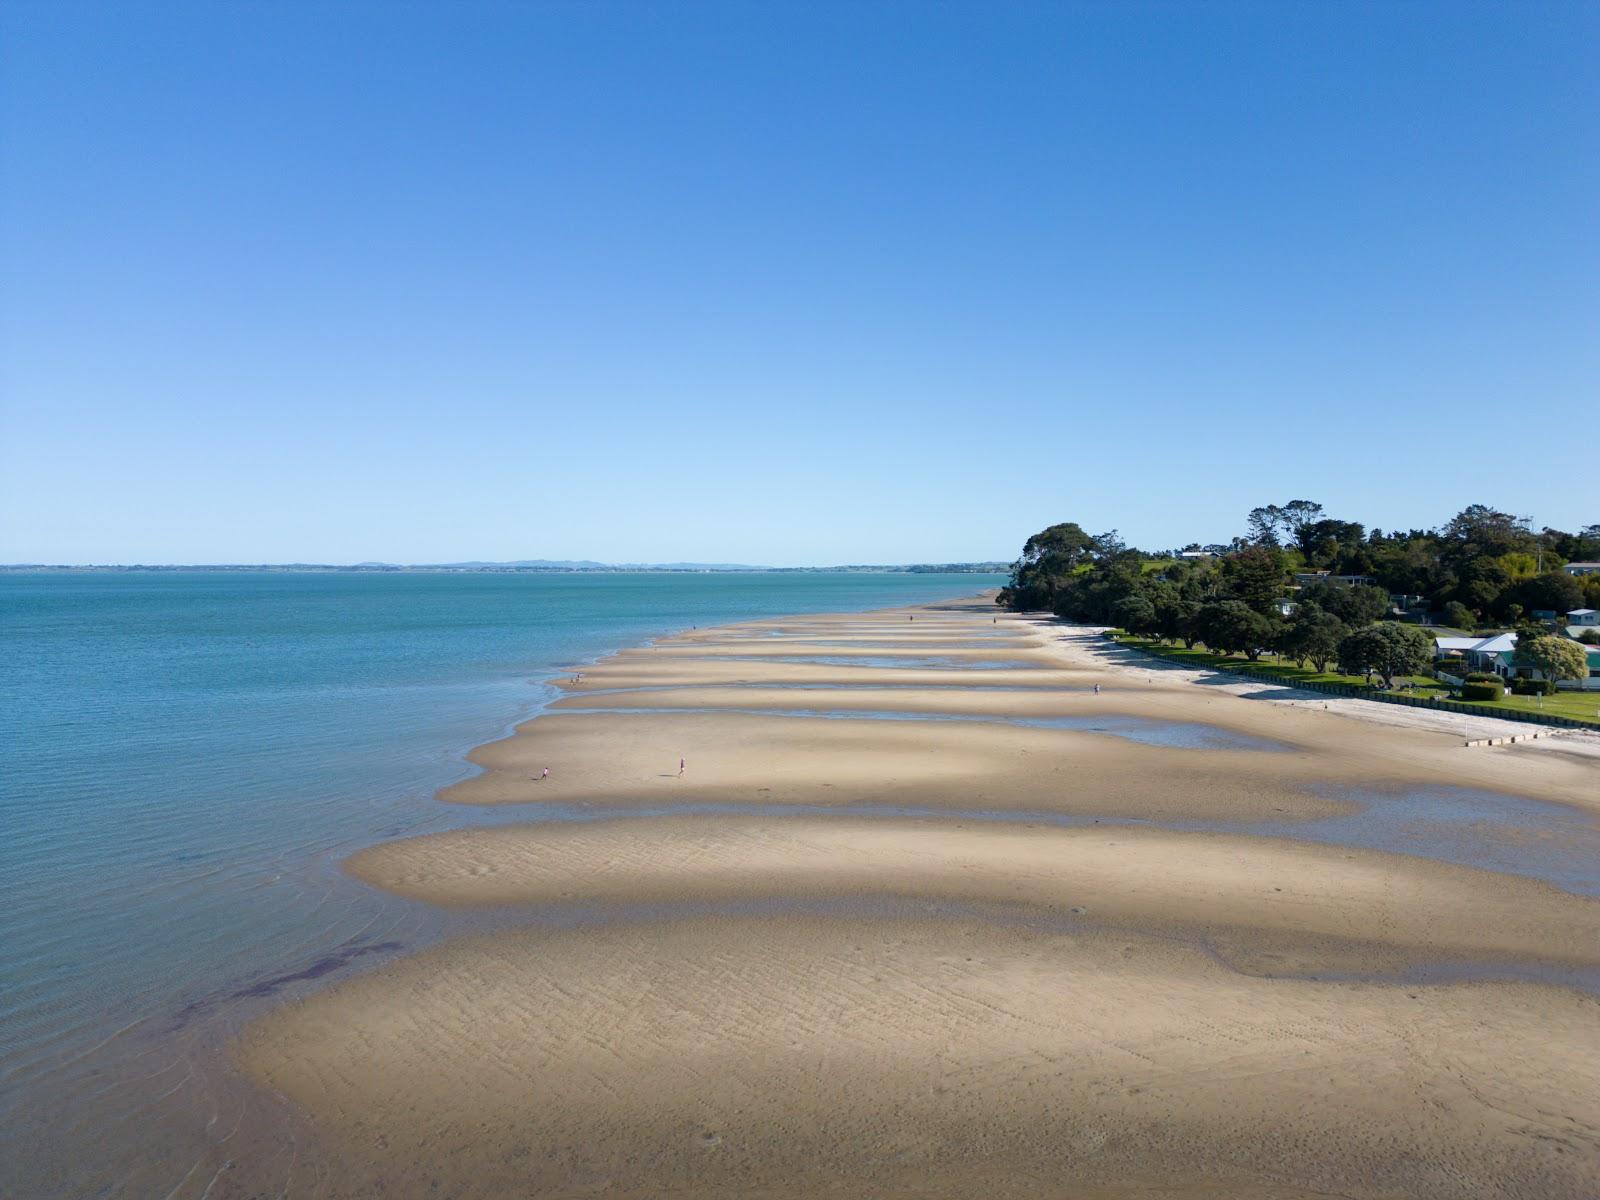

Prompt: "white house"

[1434,630,1600,691]
[1568,608,1600,626]
[1563,562,1600,577]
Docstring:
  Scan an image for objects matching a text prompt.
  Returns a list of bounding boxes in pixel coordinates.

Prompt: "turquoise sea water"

[0,569,1001,1197]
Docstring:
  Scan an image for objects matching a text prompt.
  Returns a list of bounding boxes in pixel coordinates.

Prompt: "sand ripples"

[232,599,1600,1198]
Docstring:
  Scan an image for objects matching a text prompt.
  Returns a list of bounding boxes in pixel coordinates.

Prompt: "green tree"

[1440,600,1475,631]
[1159,596,1202,647]
[1280,499,1326,545]
[1296,518,1366,568]
[1455,556,1512,616]
[1091,529,1132,563]
[1518,635,1588,687]
[1220,546,1286,616]
[1509,571,1583,617]
[1112,595,1158,636]
[1276,606,1346,672]
[1246,505,1285,547]
[999,522,1095,610]
[1196,600,1279,661]
[1336,623,1434,687]
[1298,581,1389,625]
[1442,504,1534,559]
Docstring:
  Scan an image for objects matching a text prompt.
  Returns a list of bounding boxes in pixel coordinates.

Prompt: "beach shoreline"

[5,573,1014,1200]
[236,593,1600,1199]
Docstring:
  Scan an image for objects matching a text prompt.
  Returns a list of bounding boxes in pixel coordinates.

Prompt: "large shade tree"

[998,522,1095,610]
[1518,635,1588,688]
[1336,623,1434,687]
[1195,600,1279,661]
[1275,606,1346,672]
[1112,595,1158,637]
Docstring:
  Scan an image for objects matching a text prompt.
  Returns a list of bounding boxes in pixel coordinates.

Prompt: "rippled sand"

[236,598,1600,1198]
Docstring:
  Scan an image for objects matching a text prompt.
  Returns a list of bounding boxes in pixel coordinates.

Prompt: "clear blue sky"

[2,2,1595,566]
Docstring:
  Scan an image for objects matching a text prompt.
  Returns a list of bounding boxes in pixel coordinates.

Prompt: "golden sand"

[236,597,1600,1198]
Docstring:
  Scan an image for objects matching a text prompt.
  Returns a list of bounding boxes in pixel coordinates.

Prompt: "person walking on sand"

[1093,683,1101,695]
[541,767,550,781]
[678,756,685,778]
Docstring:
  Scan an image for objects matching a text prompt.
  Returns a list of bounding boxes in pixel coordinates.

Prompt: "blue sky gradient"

[2,2,1595,565]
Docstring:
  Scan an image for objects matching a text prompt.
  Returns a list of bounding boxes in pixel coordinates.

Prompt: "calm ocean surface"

[0,569,1001,1197]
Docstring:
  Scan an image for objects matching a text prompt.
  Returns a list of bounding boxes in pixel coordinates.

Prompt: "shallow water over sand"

[552,704,1295,751]
[452,782,1599,900]
[11,581,1596,1199]
[0,570,1004,1199]
[702,653,1047,669]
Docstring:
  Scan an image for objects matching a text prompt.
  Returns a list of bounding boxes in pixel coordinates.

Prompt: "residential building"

[1434,630,1600,691]
[1293,571,1375,588]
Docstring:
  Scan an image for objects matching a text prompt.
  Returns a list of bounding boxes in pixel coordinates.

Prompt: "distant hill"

[3,560,1010,574]
[428,559,615,570]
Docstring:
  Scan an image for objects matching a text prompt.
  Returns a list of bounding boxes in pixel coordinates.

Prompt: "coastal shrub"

[1511,678,1556,696]
[1464,672,1499,683]
[1461,681,1504,701]
[1440,600,1476,631]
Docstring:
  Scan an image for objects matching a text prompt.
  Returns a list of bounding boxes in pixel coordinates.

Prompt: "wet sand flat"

[347,813,1600,967]
[238,596,1600,1198]
[238,916,1600,1200]
[438,707,1344,818]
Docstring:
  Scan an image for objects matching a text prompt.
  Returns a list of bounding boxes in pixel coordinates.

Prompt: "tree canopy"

[1275,606,1346,672]
[996,504,1599,683]
[1519,635,1589,685]
[1194,601,1277,661]
[1335,623,1434,687]
[997,522,1095,610]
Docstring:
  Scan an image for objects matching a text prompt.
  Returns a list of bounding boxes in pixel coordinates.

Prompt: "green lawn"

[1471,688,1600,723]
[1109,634,1600,726]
